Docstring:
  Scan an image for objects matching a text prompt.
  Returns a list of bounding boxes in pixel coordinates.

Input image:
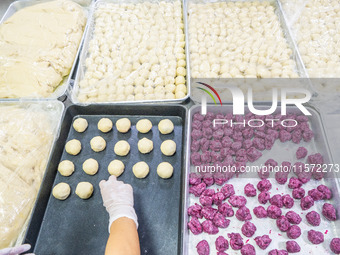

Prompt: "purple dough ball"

[270,194,283,208]
[322,203,337,221]
[287,225,301,239]
[229,195,247,208]
[215,236,229,252]
[244,183,257,197]
[246,147,262,162]
[196,240,210,255]
[291,129,302,144]
[307,230,324,244]
[231,141,243,151]
[236,206,252,221]
[279,130,292,142]
[286,241,300,253]
[300,196,315,210]
[281,161,292,172]
[189,173,202,185]
[258,166,270,179]
[275,171,289,185]
[258,192,270,204]
[296,147,308,159]
[214,172,228,186]
[188,203,203,219]
[201,151,212,164]
[202,189,215,197]
[202,128,213,140]
[317,184,332,200]
[188,217,203,235]
[200,195,214,207]
[213,212,230,229]
[221,136,233,148]
[308,153,324,164]
[286,211,302,224]
[253,206,268,218]
[330,238,340,254]
[282,195,294,209]
[191,140,201,152]
[254,235,272,250]
[297,170,312,184]
[269,249,288,255]
[267,205,282,219]
[212,192,226,206]
[228,233,244,250]
[218,202,234,217]
[202,173,214,186]
[306,211,321,226]
[191,129,203,140]
[241,221,257,237]
[265,159,278,168]
[210,141,222,152]
[288,177,302,189]
[243,139,253,149]
[308,189,324,201]
[190,183,207,197]
[252,137,265,151]
[205,112,215,121]
[221,184,235,198]
[202,220,219,234]
[292,188,305,199]
[302,129,314,142]
[257,179,272,192]
[193,113,205,121]
[192,120,203,130]
[201,206,218,220]
[191,152,201,166]
[276,216,291,232]
[213,129,225,140]
[241,244,255,255]
[255,131,266,139]
[200,139,210,152]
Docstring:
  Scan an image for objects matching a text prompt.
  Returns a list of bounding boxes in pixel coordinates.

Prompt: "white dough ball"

[132,161,150,178]
[161,140,177,156]
[138,138,154,154]
[52,183,71,200]
[73,118,88,133]
[114,140,130,156]
[98,118,113,133]
[90,136,106,152]
[75,182,94,199]
[157,162,174,179]
[136,119,153,133]
[58,160,75,177]
[108,159,125,177]
[82,158,99,175]
[65,139,82,155]
[116,118,131,133]
[158,119,174,134]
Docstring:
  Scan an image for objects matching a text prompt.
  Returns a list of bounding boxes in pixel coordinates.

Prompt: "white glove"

[0,244,34,255]
[99,176,138,232]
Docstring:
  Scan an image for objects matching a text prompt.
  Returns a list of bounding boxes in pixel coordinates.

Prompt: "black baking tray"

[24,104,187,255]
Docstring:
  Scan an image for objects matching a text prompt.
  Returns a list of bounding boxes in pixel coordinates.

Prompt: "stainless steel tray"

[183,104,339,254]
[0,0,92,100]
[71,0,190,105]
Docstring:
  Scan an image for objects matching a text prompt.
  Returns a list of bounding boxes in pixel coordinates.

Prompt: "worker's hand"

[99,176,138,232]
[0,244,34,255]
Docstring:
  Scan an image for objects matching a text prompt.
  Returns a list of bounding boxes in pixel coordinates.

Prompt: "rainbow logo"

[196,82,222,105]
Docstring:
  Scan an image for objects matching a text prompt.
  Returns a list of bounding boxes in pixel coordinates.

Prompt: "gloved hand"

[99,175,138,232]
[0,244,34,255]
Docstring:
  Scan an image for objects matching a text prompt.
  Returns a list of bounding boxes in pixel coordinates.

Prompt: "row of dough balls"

[77,1,187,102]
[188,1,299,78]
[73,117,174,134]
[53,182,93,200]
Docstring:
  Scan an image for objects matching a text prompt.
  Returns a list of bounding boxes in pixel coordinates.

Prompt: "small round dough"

[157,162,174,179]
[90,136,106,152]
[73,118,88,133]
[116,118,131,133]
[161,140,177,156]
[65,139,81,155]
[133,161,150,178]
[82,158,99,175]
[158,119,174,134]
[58,160,75,177]
[114,140,130,156]
[136,119,152,133]
[53,183,71,200]
[108,159,125,177]
[75,182,93,199]
[138,138,154,154]
[98,118,113,133]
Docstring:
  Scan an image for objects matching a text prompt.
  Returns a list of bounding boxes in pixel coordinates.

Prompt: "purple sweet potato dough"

[322,203,337,221]
[300,196,314,210]
[213,213,230,229]
[288,177,302,189]
[196,240,210,255]
[286,211,302,225]
[191,140,201,152]
[188,203,203,218]
[211,151,222,162]
[246,147,262,162]
[275,171,289,185]
[291,129,302,144]
[228,233,244,250]
[229,195,247,208]
[307,230,324,244]
[200,195,213,207]
[330,238,340,254]
[258,167,270,179]
[258,192,270,204]
[257,179,272,192]
[213,192,226,206]
[202,189,215,197]
[252,137,265,151]
[236,206,252,221]
[279,129,292,142]
[205,112,215,121]
[265,135,276,150]
[317,184,332,199]
[241,244,256,255]
[287,225,301,239]
[243,139,253,149]
[293,162,306,175]
[281,161,292,171]
[200,138,210,153]
[308,189,324,201]
[189,173,202,185]
[308,153,324,164]
[241,221,257,237]
[192,120,203,130]
[190,183,207,197]
[254,235,272,250]
[255,131,266,139]
[193,113,205,121]
[296,147,308,159]
[215,236,229,252]
[292,188,305,199]
[297,170,312,184]
[202,220,219,234]
[243,128,254,139]
[202,128,213,140]
[221,184,235,198]
[312,167,325,180]
[306,211,321,226]
[253,206,268,218]
[213,129,225,140]
[282,195,294,209]
[201,151,212,164]
[191,152,201,166]
[218,202,234,217]
[191,129,203,140]
[202,206,218,220]
[265,159,278,168]
[231,141,243,151]
[286,241,300,253]
[214,173,228,186]
[276,216,291,232]
[210,141,222,152]
[188,216,203,235]
[268,249,288,255]
[302,129,314,142]
[270,194,283,208]
[244,183,257,197]
[267,205,282,219]
[202,173,214,186]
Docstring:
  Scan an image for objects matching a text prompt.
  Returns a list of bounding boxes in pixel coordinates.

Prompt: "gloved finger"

[99,180,106,189]
[108,175,117,183]
[0,244,31,255]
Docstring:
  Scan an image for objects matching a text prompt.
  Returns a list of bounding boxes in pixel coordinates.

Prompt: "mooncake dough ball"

[82,158,99,175]
[75,182,93,199]
[108,159,125,177]
[58,160,75,177]
[114,140,130,156]
[98,118,113,133]
[65,139,81,155]
[138,138,154,154]
[136,119,152,133]
[90,136,106,152]
[157,162,174,179]
[116,118,131,133]
[158,119,174,134]
[160,140,177,156]
[73,118,88,133]
[133,161,150,178]
[52,183,71,200]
